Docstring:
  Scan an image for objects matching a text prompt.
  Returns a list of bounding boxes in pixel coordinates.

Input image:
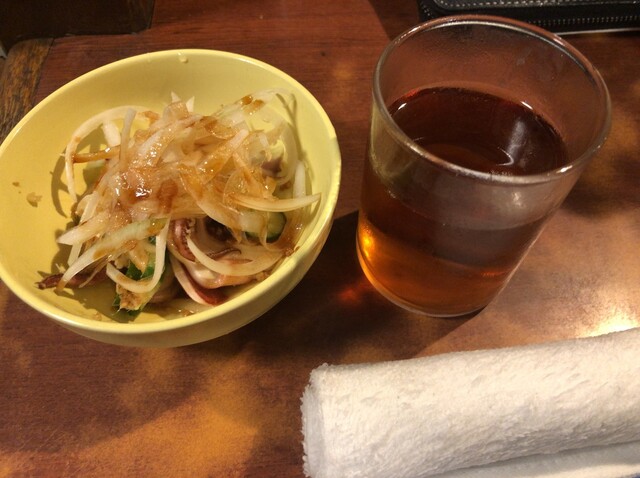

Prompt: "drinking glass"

[356,15,611,317]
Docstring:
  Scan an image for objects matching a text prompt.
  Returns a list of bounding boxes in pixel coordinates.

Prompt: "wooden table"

[1,1,639,476]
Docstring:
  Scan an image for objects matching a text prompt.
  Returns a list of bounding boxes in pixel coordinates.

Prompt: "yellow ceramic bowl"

[0,49,341,347]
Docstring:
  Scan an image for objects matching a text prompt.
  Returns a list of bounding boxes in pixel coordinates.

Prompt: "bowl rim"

[0,48,341,337]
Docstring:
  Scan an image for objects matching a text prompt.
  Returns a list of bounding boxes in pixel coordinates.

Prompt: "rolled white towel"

[301,328,640,478]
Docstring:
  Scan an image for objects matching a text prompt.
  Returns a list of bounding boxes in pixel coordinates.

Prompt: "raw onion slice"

[50,89,317,313]
[57,211,110,245]
[179,259,254,289]
[135,115,201,166]
[102,120,121,147]
[186,235,282,277]
[254,103,299,187]
[58,218,168,290]
[64,105,148,202]
[105,219,170,294]
[118,108,138,168]
[229,193,320,212]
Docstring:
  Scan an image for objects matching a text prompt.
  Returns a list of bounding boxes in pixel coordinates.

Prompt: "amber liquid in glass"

[357,87,569,316]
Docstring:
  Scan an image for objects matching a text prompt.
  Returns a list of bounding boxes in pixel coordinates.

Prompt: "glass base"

[356,243,485,319]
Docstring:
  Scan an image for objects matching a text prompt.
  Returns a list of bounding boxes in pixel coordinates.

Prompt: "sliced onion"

[57,211,110,245]
[67,191,104,264]
[185,97,195,113]
[179,169,241,228]
[256,105,299,187]
[186,235,282,277]
[119,108,138,167]
[226,128,250,151]
[248,89,292,110]
[58,218,168,289]
[135,115,200,166]
[105,218,169,294]
[257,161,311,252]
[64,106,147,202]
[292,160,307,197]
[127,241,151,272]
[73,146,120,163]
[230,192,320,212]
[180,260,254,288]
[102,121,121,147]
[52,90,317,312]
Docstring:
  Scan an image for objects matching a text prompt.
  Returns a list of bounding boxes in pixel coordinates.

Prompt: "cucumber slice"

[266,212,286,242]
[246,212,286,243]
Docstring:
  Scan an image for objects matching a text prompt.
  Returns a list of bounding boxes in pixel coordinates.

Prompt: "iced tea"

[357,87,569,316]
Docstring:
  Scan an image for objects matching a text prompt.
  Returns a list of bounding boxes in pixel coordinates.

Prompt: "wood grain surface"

[0,1,639,476]
[0,0,154,50]
[0,39,52,143]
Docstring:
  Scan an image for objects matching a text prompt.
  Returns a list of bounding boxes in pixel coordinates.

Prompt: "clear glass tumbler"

[356,15,611,317]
